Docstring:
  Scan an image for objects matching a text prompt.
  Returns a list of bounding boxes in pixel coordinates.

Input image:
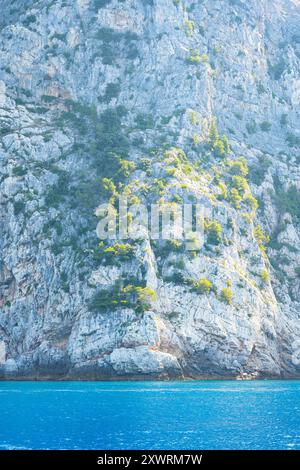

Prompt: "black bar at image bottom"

[0,450,299,467]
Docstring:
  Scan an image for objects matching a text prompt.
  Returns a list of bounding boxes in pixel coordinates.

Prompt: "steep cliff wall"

[0,0,300,379]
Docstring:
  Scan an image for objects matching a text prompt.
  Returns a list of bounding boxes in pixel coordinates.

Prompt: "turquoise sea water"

[0,380,300,450]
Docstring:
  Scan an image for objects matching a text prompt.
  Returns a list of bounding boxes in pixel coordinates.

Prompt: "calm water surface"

[0,380,300,450]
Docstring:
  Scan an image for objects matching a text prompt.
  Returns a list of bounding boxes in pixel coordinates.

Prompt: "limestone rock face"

[0,0,300,379]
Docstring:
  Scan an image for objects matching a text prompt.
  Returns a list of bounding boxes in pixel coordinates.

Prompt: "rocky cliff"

[1,0,300,379]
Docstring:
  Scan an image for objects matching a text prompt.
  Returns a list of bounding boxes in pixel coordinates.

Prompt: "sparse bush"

[280,113,288,127]
[153,178,168,195]
[229,188,242,209]
[13,201,25,215]
[208,120,219,144]
[100,82,121,102]
[246,121,257,135]
[118,160,136,177]
[260,121,272,132]
[249,156,271,185]
[186,51,208,64]
[172,258,186,270]
[139,158,152,172]
[254,225,270,252]
[164,271,185,285]
[90,283,156,313]
[167,239,183,251]
[208,121,229,157]
[12,166,27,177]
[260,270,270,283]
[101,177,117,197]
[231,175,248,195]
[222,135,230,154]
[257,82,266,94]
[41,94,57,103]
[23,15,37,26]
[163,147,187,167]
[244,193,259,212]
[95,26,138,65]
[44,188,59,208]
[133,286,157,312]
[192,134,201,146]
[205,219,222,245]
[186,52,201,64]
[192,278,213,294]
[172,194,183,203]
[102,243,135,262]
[213,139,226,157]
[135,113,154,130]
[217,182,228,200]
[184,20,194,36]
[228,157,248,177]
[220,288,233,304]
[189,110,199,125]
[286,133,300,147]
[272,184,300,221]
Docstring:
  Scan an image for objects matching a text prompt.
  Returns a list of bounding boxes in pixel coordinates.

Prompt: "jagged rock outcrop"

[1,0,300,379]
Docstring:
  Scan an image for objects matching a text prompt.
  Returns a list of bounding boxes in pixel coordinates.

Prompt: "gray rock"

[0,0,300,380]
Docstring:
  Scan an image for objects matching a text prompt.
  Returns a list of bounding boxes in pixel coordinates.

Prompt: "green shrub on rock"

[254,225,270,252]
[244,193,259,212]
[192,278,213,294]
[231,175,248,195]
[90,283,156,313]
[208,121,230,157]
[103,243,135,262]
[204,219,223,245]
[260,121,272,132]
[220,288,234,305]
[229,188,242,209]
[227,157,248,177]
[101,177,117,197]
[260,270,270,283]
